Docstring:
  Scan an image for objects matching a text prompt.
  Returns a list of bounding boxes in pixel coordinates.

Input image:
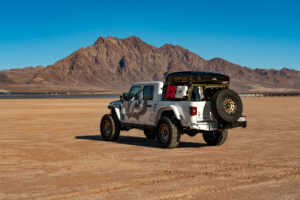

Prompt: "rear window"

[190,86,202,101]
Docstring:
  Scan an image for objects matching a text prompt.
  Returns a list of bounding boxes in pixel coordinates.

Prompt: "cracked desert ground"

[0,97,299,200]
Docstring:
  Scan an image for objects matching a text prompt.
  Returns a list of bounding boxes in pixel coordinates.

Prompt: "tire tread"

[100,114,120,141]
[211,89,243,123]
[203,129,228,146]
[156,117,181,148]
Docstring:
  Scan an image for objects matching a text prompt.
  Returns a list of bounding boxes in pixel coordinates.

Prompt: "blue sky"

[0,0,299,70]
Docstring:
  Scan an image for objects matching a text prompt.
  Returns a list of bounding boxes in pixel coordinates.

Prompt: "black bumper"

[220,120,247,129]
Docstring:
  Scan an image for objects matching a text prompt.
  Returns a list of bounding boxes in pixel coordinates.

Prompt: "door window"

[143,85,154,100]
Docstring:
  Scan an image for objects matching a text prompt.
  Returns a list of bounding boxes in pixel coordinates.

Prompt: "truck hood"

[109,99,121,107]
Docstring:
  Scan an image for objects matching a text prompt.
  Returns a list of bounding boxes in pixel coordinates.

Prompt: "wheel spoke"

[160,124,170,143]
[223,97,237,115]
[103,120,111,136]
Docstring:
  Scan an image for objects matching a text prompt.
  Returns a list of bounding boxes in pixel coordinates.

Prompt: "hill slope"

[0,73,14,84]
[1,36,300,92]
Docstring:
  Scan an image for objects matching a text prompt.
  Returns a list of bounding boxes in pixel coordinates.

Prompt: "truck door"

[138,85,158,126]
[123,85,143,124]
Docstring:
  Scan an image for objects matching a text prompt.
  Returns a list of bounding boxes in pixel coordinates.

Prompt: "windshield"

[129,86,141,99]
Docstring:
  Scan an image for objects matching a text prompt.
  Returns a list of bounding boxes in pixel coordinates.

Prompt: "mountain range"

[1,36,299,93]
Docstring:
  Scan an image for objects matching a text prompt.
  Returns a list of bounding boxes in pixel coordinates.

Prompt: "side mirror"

[122,92,129,101]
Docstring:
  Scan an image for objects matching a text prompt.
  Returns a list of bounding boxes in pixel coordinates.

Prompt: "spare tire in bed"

[211,89,243,123]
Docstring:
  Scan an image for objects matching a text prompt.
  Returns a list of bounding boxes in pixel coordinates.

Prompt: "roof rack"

[166,71,230,84]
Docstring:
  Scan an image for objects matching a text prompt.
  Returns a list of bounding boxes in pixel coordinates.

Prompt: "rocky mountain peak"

[0,36,299,92]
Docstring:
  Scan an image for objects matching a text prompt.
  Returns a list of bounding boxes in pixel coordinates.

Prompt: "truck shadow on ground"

[75,135,208,149]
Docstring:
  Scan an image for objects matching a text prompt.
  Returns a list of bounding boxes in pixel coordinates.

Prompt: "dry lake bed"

[0,97,299,200]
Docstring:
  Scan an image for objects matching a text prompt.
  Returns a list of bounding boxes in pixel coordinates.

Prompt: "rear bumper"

[188,116,247,131]
[220,116,247,129]
[189,122,218,131]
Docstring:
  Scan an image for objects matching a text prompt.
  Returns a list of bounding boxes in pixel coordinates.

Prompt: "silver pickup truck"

[100,71,246,148]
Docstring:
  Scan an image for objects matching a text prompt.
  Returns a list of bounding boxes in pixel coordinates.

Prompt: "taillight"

[190,107,197,116]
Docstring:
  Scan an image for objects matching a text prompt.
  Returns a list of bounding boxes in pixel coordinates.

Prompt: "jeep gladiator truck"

[100,71,246,148]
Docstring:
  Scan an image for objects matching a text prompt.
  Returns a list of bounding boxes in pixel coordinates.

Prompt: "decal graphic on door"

[124,100,148,120]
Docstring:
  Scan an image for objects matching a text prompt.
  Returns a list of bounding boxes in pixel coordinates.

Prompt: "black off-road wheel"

[211,89,243,123]
[156,117,181,148]
[144,128,156,140]
[203,129,228,146]
[100,114,120,141]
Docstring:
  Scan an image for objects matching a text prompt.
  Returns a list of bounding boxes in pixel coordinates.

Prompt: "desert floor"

[0,97,299,200]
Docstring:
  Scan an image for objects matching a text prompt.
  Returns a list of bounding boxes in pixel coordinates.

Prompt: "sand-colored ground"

[0,97,299,200]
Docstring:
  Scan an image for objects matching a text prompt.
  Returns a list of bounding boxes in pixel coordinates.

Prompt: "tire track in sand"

[44,160,299,200]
